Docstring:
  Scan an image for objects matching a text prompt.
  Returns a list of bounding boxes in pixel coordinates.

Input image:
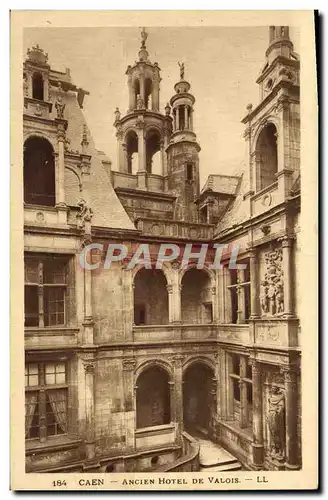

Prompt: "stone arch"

[145,127,162,175]
[125,129,139,174]
[179,263,215,287]
[254,121,278,191]
[135,358,173,382]
[182,355,216,375]
[251,116,280,151]
[135,363,172,429]
[180,266,215,324]
[23,130,57,151]
[133,267,169,325]
[24,136,56,206]
[132,262,173,287]
[183,359,216,434]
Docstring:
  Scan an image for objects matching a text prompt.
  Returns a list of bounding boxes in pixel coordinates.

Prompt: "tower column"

[128,74,135,111]
[56,125,66,207]
[137,126,147,189]
[152,78,160,111]
[190,108,193,131]
[184,105,188,130]
[122,142,128,173]
[140,76,145,106]
[173,109,177,131]
[160,140,165,177]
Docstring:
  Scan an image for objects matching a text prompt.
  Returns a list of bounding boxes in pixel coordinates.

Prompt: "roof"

[200,174,240,196]
[61,89,136,232]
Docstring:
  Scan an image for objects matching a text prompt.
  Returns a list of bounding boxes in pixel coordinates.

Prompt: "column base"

[252,443,264,466]
[285,462,301,471]
[137,171,147,190]
[56,203,69,224]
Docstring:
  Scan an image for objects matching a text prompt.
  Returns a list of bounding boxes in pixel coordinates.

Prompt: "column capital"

[278,235,296,248]
[123,358,136,372]
[171,354,184,367]
[250,359,262,375]
[166,284,173,294]
[280,365,299,381]
[83,361,96,373]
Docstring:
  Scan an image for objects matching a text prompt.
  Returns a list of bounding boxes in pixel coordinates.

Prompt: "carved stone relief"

[260,248,284,316]
[266,386,285,461]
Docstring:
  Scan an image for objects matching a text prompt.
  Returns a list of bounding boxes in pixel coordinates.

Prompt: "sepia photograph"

[10,10,318,491]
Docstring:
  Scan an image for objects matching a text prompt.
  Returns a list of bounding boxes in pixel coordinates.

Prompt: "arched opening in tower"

[178,105,186,130]
[133,78,140,109]
[136,366,171,429]
[144,78,152,109]
[133,268,169,325]
[126,130,139,175]
[32,72,44,101]
[183,362,215,435]
[24,136,56,206]
[256,123,278,191]
[181,268,213,324]
[145,129,161,175]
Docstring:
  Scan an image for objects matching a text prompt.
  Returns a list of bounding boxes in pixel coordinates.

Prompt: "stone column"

[122,142,129,173]
[123,358,137,450]
[190,108,194,131]
[184,105,189,130]
[167,284,174,323]
[152,78,160,111]
[283,366,299,470]
[172,355,184,436]
[137,127,147,189]
[173,109,177,132]
[251,360,264,466]
[171,266,182,323]
[83,263,94,345]
[56,126,66,207]
[239,357,248,428]
[224,267,232,323]
[160,140,165,177]
[237,270,246,324]
[249,247,259,318]
[83,360,96,462]
[280,236,294,317]
[127,74,134,111]
[140,76,145,105]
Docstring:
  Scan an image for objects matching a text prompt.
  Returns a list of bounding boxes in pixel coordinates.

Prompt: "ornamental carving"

[266,386,285,461]
[136,94,144,109]
[83,361,96,373]
[76,199,93,229]
[55,83,66,119]
[260,248,284,316]
[123,358,136,372]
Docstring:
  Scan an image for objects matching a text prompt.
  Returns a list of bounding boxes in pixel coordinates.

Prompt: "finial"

[141,27,148,48]
[246,103,253,113]
[165,103,171,116]
[81,124,89,153]
[178,62,185,80]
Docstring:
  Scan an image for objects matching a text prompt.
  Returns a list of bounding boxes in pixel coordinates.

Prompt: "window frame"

[24,255,70,328]
[25,362,68,442]
[227,260,251,324]
[228,353,253,429]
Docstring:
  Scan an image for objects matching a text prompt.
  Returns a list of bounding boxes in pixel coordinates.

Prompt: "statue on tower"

[178,62,185,80]
[141,27,148,48]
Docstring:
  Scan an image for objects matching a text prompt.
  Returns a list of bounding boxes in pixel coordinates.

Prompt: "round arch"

[133,267,169,325]
[251,116,280,151]
[182,355,216,375]
[135,359,173,382]
[253,121,279,191]
[183,360,216,435]
[180,266,215,324]
[178,263,215,287]
[24,136,56,206]
[132,262,173,287]
[136,363,171,429]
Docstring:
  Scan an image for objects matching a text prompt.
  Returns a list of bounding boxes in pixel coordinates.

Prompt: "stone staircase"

[197,436,243,472]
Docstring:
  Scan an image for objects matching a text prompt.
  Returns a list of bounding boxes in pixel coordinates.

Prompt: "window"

[229,354,253,429]
[186,163,193,181]
[32,72,44,101]
[25,362,68,441]
[256,123,278,191]
[24,137,55,206]
[227,260,250,324]
[24,255,69,328]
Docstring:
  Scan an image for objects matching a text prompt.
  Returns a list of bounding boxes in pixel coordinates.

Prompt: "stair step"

[200,462,242,472]
[200,457,238,468]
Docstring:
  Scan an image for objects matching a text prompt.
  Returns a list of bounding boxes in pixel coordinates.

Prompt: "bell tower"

[242,25,300,203]
[113,28,172,191]
[166,64,201,222]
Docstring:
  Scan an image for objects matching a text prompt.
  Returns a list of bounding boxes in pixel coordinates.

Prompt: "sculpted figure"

[136,94,144,109]
[260,280,269,314]
[267,277,276,315]
[77,199,93,229]
[267,386,285,460]
[114,107,121,121]
[275,282,284,313]
[55,84,65,119]
[178,61,185,80]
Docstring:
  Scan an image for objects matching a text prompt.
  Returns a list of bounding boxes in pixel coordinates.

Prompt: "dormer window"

[32,72,44,101]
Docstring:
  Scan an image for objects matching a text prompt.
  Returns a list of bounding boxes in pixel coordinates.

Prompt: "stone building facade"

[24,26,301,473]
